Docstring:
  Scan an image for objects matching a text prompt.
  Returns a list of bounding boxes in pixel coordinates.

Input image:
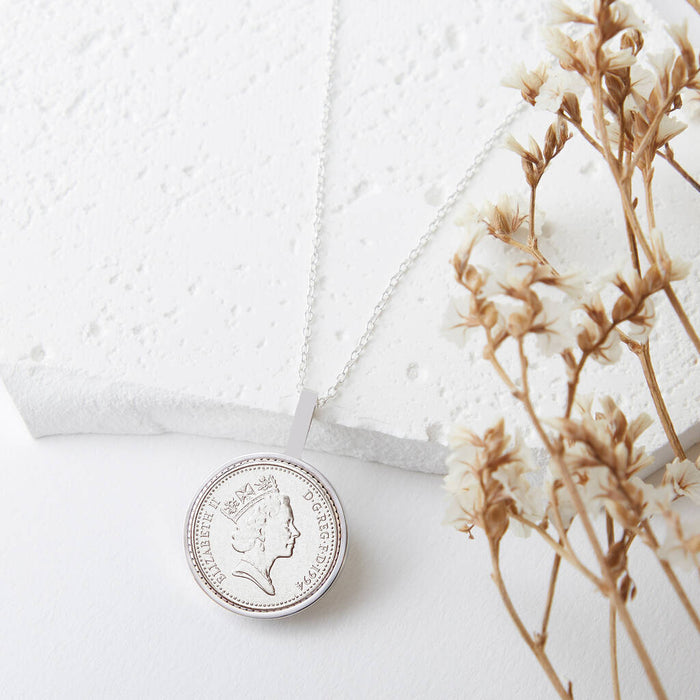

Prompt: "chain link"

[296,0,526,407]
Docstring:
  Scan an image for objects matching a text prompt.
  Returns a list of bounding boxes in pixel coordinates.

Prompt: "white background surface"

[2,1,700,698]
[0,381,698,699]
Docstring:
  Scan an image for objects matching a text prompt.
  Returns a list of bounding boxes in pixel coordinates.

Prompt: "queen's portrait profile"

[220,475,300,596]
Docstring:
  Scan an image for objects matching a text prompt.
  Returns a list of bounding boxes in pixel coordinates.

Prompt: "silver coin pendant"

[185,453,347,618]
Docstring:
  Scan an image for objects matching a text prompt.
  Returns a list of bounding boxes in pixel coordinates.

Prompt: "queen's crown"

[220,475,279,523]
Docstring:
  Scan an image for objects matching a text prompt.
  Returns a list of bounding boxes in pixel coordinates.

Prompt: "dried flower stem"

[623,166,642,277]
[528,187,550,267]
[496,74,693,682]
[588,69,693,462]
[592,70,621,177]
[624,160,684,458]
[565,340,607,417]
[517,338,669,700]
[549,491,575,552]
[603,469,700,633]
[540,552,562,643]
[561,113,603,154]
[663,285,700,354]
[631,340,687,459]
[491,231,549,262]
[642,165,654,223]
[640,519,700,632]
[609,606,621,700]
[563,112,700,197]
[560,107,687,458]
[642,157,698,365]
[629,85,697,176]
[488,215,553,267]
[467,307,674,696]
[550,455,667,699]
[634,171,687,459]
[617,103,628,167]
[489,538,572,700]
[564,302,674,465]
[484,337,518,392]
[507,236,554,268]
[659,148,700,194]
[610,144,700,354]
[606,515,622,700]
[511,513,601,587]
[588,61,700,357]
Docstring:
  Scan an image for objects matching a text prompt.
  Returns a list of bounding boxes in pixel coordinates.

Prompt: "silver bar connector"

[286,389,318,459]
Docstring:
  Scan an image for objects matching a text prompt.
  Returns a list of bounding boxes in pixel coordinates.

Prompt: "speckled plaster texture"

[0,0,698,473]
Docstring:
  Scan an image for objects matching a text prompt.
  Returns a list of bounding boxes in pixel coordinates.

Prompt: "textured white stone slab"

[0,0,698,473]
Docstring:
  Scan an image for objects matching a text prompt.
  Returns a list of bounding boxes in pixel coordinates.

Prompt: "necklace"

[185,0,524,618]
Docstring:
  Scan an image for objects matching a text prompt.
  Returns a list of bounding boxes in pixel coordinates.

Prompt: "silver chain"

[297,0,527,408]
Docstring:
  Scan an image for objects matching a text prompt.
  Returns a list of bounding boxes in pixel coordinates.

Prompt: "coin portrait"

[223,476,300,595]
[185,454,347,618]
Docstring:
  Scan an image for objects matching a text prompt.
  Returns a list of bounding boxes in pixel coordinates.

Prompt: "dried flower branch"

[444,2,700,698]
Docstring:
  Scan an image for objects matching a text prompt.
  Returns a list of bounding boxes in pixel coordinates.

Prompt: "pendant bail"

[286,389,318,458]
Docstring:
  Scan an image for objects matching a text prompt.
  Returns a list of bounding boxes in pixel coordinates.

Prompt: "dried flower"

[480,193,529,238]
[448,423,479,450]
[657,114,687,146]
[658,514,700,570]
[576,293,622,364]
[623,296,655,342]
[666,458,700,505]
[647,49,677,82]
[532,297,574,355]
[535,69,587,112]
[610,267,661,341]
[545,473,577,528]
[547,457,613,525]
[444,442,484,536]
[621,28,644,57]
[502,62,549,105]
[627,477,674,517]
[506,120,571,187]
[454,203,481,228]
[629,63,654,100]
[650,229,691,282]
[603,47,637,72]
[492,436,545,525]
[548,1,594,26]
[603,2,644,36]
[543,27,591,76]
[550,397,654,481]
[444,421,543,541]
[667,21,698,76]
[442,297,477,348]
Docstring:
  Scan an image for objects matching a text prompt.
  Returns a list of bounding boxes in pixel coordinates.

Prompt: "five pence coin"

[185,453,347,618]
